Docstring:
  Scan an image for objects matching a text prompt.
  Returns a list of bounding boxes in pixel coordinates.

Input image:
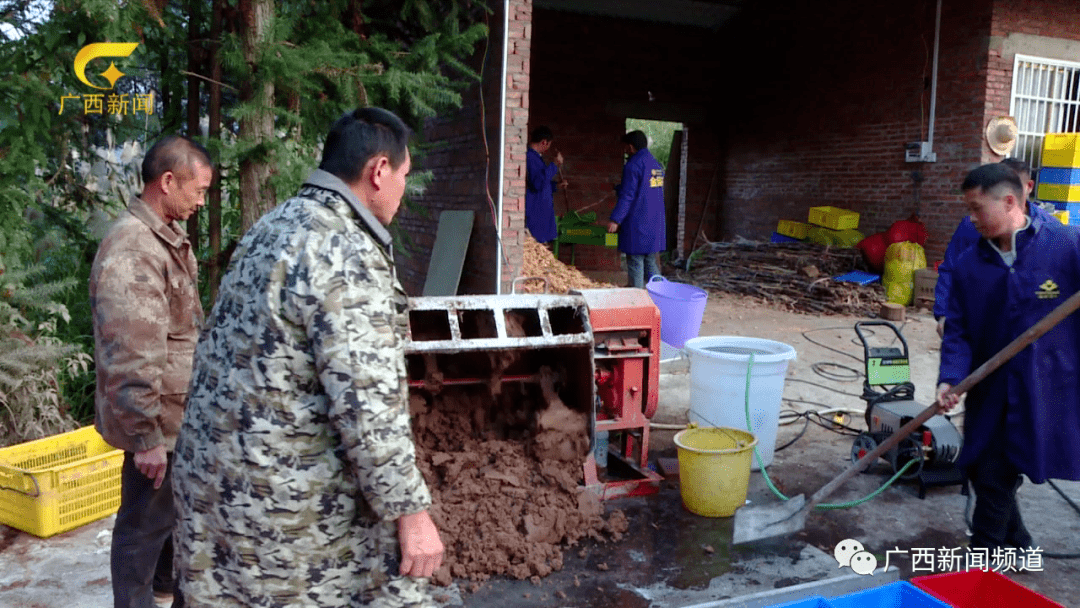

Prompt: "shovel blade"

[731,494,809,545]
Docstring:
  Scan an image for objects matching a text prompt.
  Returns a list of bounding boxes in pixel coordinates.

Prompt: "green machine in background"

[851,321,964,497]
[553,210,618,265]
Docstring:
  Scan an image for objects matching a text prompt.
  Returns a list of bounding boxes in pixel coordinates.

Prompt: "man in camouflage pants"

[173,107,444,607]
[91,135,213,608]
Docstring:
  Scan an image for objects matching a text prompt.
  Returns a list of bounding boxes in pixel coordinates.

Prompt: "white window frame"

[1009,53,1080,169]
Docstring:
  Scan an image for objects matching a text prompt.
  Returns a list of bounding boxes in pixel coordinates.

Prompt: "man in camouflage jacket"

[173,107,444,607]
[91,135,213,608]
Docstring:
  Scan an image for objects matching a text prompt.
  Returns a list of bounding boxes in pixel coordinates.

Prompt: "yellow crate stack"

[1039,134,1080,226]
[808,206,860,231]
[0,426,123,538]
[1041,133,1080,167]
[776,220,810,240]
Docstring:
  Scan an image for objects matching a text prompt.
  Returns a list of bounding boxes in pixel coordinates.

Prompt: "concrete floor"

[2,293,1079,607]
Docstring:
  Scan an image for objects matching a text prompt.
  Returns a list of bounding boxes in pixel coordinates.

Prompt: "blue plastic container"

[833,271,881,285]
[771,232,802,243]
[645,276,708,348]
[828,581,951,608]
[767,596,832,608]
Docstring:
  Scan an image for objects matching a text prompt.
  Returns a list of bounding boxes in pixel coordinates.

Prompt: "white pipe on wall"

[927,0,941,149]
[495,0,510,294]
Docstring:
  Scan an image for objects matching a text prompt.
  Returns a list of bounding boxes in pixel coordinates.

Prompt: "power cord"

[786,378,862,398]
[1045,480,1080,558]
[811,361,862,382]
[963,478,1080,559]
[801,327,867,363]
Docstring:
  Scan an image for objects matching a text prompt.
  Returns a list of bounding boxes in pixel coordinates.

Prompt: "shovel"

[732,288,1080,545]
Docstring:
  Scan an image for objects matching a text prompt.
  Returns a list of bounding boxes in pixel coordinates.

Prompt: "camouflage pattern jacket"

[173,170,434,607]
[90,197,203,453]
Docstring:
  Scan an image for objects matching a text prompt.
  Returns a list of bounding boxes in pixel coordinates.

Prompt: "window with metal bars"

[1009,54,1080,169]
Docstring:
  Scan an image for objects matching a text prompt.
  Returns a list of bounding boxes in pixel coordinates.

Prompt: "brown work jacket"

[90,197,203,453]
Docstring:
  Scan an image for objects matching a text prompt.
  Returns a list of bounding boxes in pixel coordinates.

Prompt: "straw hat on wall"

[985,116,1018,156]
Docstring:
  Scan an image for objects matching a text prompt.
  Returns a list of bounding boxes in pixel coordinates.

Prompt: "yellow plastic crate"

[776,220,810,239]
[1042,133,1080,167]
[805,226,862,248]
[808,206,860,230]
[1038,183,1080,202]
[0,426,123,538]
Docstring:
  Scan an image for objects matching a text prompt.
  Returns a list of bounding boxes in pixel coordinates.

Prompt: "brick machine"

[404,287,664,499]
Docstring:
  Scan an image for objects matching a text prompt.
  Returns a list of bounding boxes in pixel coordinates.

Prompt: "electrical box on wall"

[905,142,937,163]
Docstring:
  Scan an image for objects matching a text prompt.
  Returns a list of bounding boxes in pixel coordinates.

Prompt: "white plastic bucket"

[683,336,797,470]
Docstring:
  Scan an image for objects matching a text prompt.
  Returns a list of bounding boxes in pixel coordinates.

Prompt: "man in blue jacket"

[935,158,1055,337]
[937,163,1080,552]
[525,126,564,244]
[608,130,666,287]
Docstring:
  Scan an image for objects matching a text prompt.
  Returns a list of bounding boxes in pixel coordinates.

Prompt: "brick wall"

[712,0,1080,264]
[396,0,531,295]
[400,0,1080,290]
[986,0,1080,143]
[712,0,996,264]
[528,10,725,271]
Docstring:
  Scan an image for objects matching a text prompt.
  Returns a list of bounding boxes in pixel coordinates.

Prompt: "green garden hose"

[744,352,916,509]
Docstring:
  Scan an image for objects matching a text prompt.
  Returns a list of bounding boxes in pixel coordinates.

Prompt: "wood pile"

[672,240,884,315]
[521,235,615,293]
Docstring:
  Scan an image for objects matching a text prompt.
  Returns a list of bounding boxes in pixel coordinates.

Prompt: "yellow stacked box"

[808,206,860,231]
[1041,133,1080,167]
[776,220,810,240]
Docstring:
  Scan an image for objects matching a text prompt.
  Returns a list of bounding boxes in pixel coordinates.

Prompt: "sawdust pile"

[411,374,627,586]
[521,235,615,293]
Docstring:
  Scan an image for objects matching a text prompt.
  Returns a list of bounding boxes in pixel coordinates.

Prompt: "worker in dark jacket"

[935,158,1056,337]
[937,163,1080,552]
[525,126,565,244]
[608,130,666,287]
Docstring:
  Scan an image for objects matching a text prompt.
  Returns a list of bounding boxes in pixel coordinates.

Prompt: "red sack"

[857,232,888,273]
[886,215,928,246]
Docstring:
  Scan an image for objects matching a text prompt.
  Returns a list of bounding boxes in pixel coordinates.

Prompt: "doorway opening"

[625,118,682,169]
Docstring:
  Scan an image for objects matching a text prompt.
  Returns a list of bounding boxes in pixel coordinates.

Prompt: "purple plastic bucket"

[645,276,708,348]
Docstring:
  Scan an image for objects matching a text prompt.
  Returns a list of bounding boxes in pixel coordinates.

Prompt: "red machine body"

[577,288,664,499]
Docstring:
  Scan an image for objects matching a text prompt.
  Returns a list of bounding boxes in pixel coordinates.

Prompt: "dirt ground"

[3,290,1080,607]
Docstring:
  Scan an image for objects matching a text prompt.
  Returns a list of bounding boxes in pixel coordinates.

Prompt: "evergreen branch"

[0,341,78,375]
[2,275,77,311]
[313,64,385,77]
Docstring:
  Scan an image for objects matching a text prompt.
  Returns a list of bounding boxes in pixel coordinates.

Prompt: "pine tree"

[0,0,490,440]
[222,0,489,231]
[0,261,89,446]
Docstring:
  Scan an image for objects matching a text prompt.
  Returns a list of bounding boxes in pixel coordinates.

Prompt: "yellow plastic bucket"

[674,427,757,517]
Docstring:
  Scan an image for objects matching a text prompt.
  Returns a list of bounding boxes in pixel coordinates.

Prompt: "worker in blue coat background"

[937,163,1080,553]
[608,130,666,287]
[525,126,565,244]
[935,158,1058,338]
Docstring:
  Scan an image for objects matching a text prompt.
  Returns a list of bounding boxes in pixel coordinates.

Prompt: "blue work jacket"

[525,147,559,243]
[938,213,1080,483]
[935,202,1057,319]
[611,148,666,255]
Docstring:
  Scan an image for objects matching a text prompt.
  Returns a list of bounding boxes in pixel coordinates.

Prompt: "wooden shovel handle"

[806,288,1080,511]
